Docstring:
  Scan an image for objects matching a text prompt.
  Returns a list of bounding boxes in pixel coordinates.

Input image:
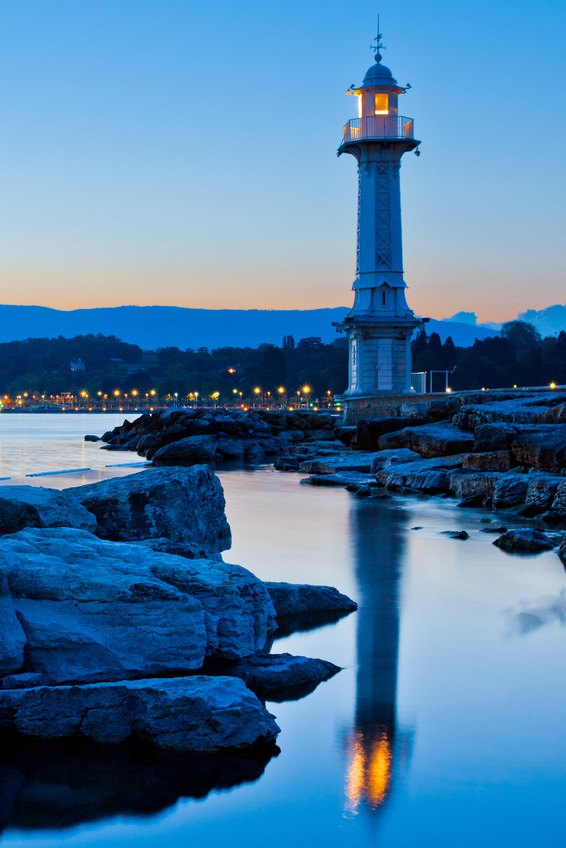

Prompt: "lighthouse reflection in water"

[344,501,412,815]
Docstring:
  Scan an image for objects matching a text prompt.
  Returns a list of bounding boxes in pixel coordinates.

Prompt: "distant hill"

[0,304,498,350]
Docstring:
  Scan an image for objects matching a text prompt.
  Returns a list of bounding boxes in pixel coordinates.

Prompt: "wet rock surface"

[67,465,231,551]
[0,465,350,754]
[493,529,556,553]
[0,676,280,751]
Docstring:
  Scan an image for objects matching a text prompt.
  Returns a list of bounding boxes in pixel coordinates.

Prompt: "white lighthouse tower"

[336,30,420,397]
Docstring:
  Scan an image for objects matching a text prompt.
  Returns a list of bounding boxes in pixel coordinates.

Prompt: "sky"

[0,0,565,322]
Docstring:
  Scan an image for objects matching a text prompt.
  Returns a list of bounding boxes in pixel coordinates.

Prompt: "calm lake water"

[0,414,565,847]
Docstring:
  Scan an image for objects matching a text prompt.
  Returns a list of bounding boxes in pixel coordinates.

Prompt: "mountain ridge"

[0,304,501,350]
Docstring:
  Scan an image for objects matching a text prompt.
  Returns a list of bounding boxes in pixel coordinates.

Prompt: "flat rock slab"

[378,424,475,458]
[454,394,566,429]
[299,453,384,475]
[377,455,468,492]
[67,465,231,552]
[300,472,377,488]
[0,676,280,751]
[265,582,357,617]
[206,653,341,702]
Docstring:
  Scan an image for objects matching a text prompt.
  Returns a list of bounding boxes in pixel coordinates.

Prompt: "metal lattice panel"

[374,163,392,268]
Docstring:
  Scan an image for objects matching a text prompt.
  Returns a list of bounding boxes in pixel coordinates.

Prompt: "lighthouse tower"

[336,31,420,396]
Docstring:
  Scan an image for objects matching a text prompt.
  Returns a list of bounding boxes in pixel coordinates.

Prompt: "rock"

[152,435,220,463]
[265,582,357,618]
[216,437,245,460]
[457,494,486,508]
[0,572,26,675]
[0,676,280,751]
[378,454,467,493]
[0,486,96,536]
[510,430,566,473]
[378,424,475,458]
[558,542,566,564]
[492,472,529,509]
[447,470,502,502]
[350,417,427,450]
[525,474,565,512]
[480,525,508,534]
[84,435,100,442]
[299,452,383,475]
[441,530,469,540]
[0,527,275,684]
[300,472,377,488]
[453,394,566,429]
[493,529,555,553]
[68,465,231,551]
[463,450,515,471]
[274,457,300,471]
[206,653,340,702]
[370,448,420,471]
[334,426,356,446]
[551,482,566,516]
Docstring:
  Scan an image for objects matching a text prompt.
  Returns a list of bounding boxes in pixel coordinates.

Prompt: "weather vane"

[370,14,386,62]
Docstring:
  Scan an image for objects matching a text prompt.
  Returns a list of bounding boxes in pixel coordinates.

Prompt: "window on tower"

[374,93,388,114]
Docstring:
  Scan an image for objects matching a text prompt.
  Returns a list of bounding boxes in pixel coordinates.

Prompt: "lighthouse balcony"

[341,116,414,144]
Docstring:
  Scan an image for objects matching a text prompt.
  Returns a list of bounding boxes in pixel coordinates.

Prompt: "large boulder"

[152,435,220,463]
[510,430,566,473]
[493,529,555,554]
[350,417,426,451]
[67,466,231,552]
[0,486,96,535]
[0,676,280,751]
[378,424,475,458]
[0,527,275,685]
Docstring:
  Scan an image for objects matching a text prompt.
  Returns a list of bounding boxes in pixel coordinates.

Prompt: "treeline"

[0,333,348,399]
[1,320,564,399]
[412,321,566,390]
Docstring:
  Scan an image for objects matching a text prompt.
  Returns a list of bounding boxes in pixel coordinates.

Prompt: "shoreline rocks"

[0,466,356,753]
[0,676,280,751]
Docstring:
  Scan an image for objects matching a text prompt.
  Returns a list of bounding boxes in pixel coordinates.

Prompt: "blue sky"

[0,0,564,321]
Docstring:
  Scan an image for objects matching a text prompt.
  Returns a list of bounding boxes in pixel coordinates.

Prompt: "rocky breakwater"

[281,391,566,524]
[98,407,338,465]
[0,466,356,759]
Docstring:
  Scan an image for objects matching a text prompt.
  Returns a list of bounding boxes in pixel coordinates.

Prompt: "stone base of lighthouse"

[336,314,419,397]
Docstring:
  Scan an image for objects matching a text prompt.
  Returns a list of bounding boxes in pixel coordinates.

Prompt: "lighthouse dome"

[360,56,397,89]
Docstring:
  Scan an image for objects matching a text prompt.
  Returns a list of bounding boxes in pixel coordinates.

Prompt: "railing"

[341,116,414,144]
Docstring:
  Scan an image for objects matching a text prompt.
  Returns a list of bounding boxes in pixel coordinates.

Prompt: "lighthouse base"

[335,315,419,397]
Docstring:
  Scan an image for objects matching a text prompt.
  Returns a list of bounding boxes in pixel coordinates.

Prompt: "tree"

[501,320,541,351]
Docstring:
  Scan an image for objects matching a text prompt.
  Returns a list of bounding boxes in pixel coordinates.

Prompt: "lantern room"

[347,54,406,118]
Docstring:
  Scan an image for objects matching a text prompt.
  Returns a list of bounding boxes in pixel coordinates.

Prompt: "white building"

[336,35,421,396]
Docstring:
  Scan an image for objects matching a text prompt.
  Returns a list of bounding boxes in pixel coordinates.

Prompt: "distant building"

[70,358,85,372]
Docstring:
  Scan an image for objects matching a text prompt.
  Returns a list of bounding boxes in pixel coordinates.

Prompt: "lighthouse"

[336,31,420,397]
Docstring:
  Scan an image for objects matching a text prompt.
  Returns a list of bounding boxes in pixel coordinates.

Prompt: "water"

[0,416,565,846]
